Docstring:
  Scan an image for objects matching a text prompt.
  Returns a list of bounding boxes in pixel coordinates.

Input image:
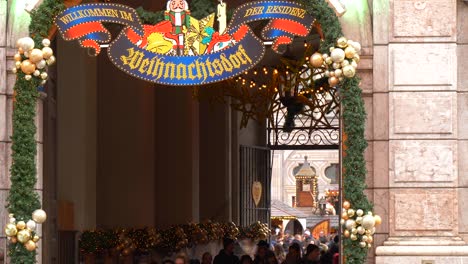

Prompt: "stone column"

[374,0,468,263]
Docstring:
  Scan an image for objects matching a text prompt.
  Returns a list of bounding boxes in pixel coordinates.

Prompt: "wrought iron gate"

[239,145,271,227]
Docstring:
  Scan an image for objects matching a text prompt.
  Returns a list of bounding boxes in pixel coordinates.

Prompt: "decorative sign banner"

[55,1,314,86]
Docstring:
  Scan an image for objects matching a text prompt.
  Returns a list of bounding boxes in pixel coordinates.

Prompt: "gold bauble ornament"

[29,49,43,63]
[330,48,345,63]
[25,240,36,251]
[343,201,351,210]
[26,220,36,231]
[340,219,345,225]
[17,229,31,243]
[350,234,357,241]
[348,40,361,53]
[328,76,339,87]
[367,235,373,243]
[41,80,47,85]
[9,217,16,224]
[32,209,47,224]
[345,46,356,59]
[342,65,356,78]
[359,242,367,248]
[20,37,35,51]
[42,38,51,47]
[16,221,26,230]
[325,57,333,65]
[21,60,36,75]
[14,53,22,62]
[33,70,40,76]
[357,226,365,235]
[341,211,349,220]
[335,69,342,78]
[33,235,40,242]
[362,215,376,229]
[40,72,48,80]
[351,228,357,234]
[353,54,360,63]
[343,230,350,237]
[351,60,358,69]
[368,243,372,248]
[356,216,363,225]
[12,68,17,74]
[362,235,369,242]
[18,47,24,54]
[42,47,53,60]
[310,53,324,68]
[24,51,29,58]
[356,209,364,217]
[345,219,356,230]
[36,60,46,69]
[332,62,341,69]
[329,71,335,77]
[25,75,32,81]
[336,37,348,48]
[11,237,18,244]
[46,56,56,66]
[347,209,355,217]
[374,215,382,226]
[5,223,18,237]
[15,61,21,69]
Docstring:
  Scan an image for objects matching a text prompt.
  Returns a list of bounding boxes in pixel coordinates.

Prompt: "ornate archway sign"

[54,1,314,85]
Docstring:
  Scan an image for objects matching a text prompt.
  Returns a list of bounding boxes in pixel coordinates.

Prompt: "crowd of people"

[160,232,339,264]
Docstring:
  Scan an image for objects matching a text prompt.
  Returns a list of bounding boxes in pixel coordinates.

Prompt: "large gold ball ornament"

[356,209,364,217]
[16,221,26,230]
[374,215,382,226]
[359,242,367,248]
[349,41,361,53]
[20,37,35,51]
[5,223,18,237]
[33,235,40,242]
[343,230,350,237]
[29,49,43,63]
[26,220,36,231]
[347,209,355,217]
[14,53,22,62]
[36,60,46,69]
[32,209,47,224]
[328,76,339,87]
[357,226,365,235]
[345,219,356,230]
[344,46,356,59]
[25,240,36,251]
[343,201,351,210]
[336,37,348,48]
[350,234,357,241]
[342,65,356,78]
[21,60,36,75]
[330,48,345,63]
[362,215,376,230]
[42,47,53,60]
[42,38,51,47]
[310,53,324,68]
[17,229,31,243]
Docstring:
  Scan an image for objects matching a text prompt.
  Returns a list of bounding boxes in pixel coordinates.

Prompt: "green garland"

[7,0,65,262]
[296,1,373,263]
[11,0,371,263]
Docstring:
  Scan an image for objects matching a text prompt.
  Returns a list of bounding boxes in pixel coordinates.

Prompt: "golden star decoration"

[184,13,215,55]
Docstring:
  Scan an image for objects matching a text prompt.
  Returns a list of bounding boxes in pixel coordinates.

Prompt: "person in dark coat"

[254,240,276,264]
[213,238,239,264]
[302,244,320,264]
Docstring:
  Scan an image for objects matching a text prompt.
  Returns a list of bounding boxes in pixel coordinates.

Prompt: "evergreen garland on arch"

[10,0,372,263]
